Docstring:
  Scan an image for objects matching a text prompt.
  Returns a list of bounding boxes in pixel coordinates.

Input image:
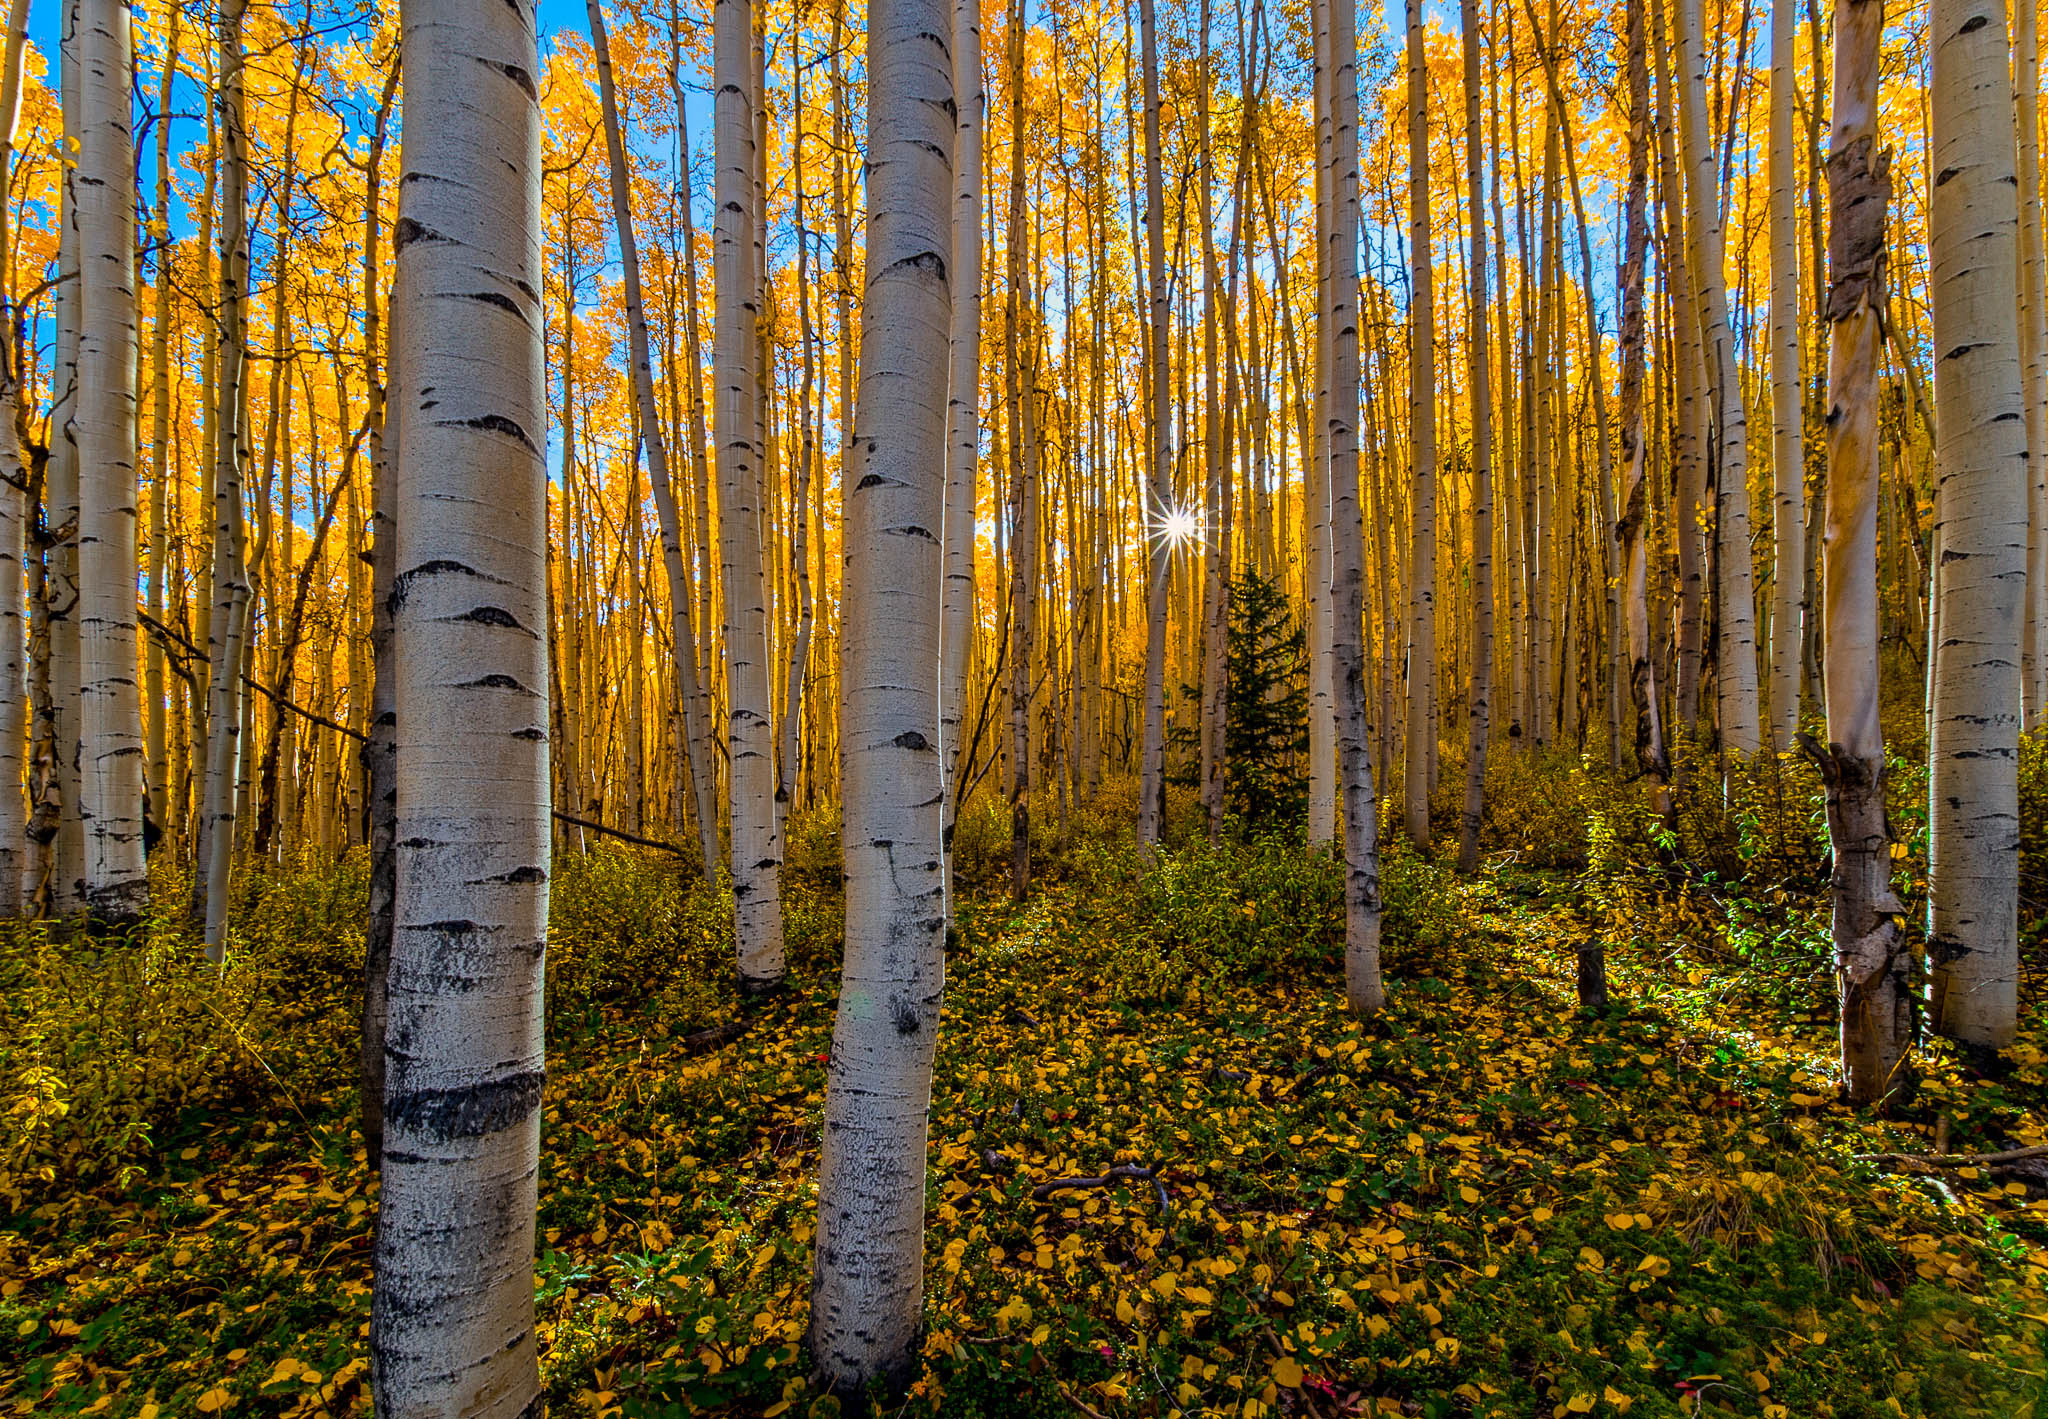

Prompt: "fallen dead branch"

[1031,1163,1170,1213]
[680,1021,750,1054]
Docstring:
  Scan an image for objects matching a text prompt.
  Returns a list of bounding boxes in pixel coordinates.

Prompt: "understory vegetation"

[4,743,2048,1418]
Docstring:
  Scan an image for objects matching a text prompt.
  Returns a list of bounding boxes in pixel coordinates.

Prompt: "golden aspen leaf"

[1604,1386,1634,1412]
[1271,1356,1304,1388]
[1029,1323,1050,1346]
[1532,1207,1554,1223]
[1566,1393,1595,1413]
[1459,1185,1480,1204]
[195,1389,232,1414]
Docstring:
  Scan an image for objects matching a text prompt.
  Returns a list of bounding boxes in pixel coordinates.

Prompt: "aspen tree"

[143,5,176,845]
[808,0,952,1383]
[1927,0,2025,1051]
[1004,0,1035,898]
[1135,0,1170,854]
[368,0,550,1407]
[939,0,983,920]
[1326,0,1385,1015]
[1403,0,1436,851]
[1674,0,1762,754]
[717,0,787,987]
[1812,0,1903,1102]
[48,0,82,914]
[0,0,30,913]
[2018,0,2048,728]
[587,0,721,879]
[1455,0,1493,875]
[1767,0,1804,752]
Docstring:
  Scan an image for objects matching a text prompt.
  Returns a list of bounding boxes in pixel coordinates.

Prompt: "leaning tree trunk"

[1329,0,1385,1015]
[1454,0,1492,874]
[1766,0,1804,753]
[1811,0,1905,1104]
[937,0,981,924]
[366,0,550,1410]
[1403,0,1436,852]
[1134,0,1171,855]
[587,0,721,880]
[715,0,786,988]
[806,0,953,1386]
[1674,0,1763,755]
[1927,0,2026,1052]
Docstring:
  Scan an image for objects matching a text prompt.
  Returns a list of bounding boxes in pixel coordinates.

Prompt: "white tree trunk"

[1135,0,1170,853]
[586,0,720,880]
[1928,0,2026,1051]
[1674,0,1763,754]
[367,0,550,1410]
[1455,0,1492,874]
[1817,0,1905,1102]
[1767,0,1804,753]
[716,0,787,985]
[74,0,144,918]
[1328,0,1384,1015]
[1403,0,1436,851]
[2017,0,2048,729]
[938,0,981,922]
[48,0,83,914]
[807,0,952,1385]
[0,393,23,913]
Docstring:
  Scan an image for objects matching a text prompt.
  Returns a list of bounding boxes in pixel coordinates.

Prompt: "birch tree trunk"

[74,0,143,918]
[938,0,981,923]
[1767,0,1804,752]
[717,0,787,987]
[1135,0,1171,854]
[367,0,550,1409]
[587,0,720,880]
[1812,0,1904,1103]
[1327,0,1385,1015]
[1455,0,1492,874]
[807,0,952,1383]
[2017,0,2048,729]
[1674,0,1762,755]
[1403,0,1437,851]
[1927,0,2026,1051]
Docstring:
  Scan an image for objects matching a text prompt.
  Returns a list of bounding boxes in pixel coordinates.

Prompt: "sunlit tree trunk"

[1674,0,1762,754]
[717,0,787,986]
[1328,0,1384,1014]
[1927,0,2026,1052]
[1403,0,1436,851]
[2017,0,2048,729]
[143,4,176,851]
[938,0,981,922]
[1004,0,1035,897]
[1653,0,1705,733]
[1811,0,1904,1104]
[1455,0,1492,874]
[1135,0,1170,854]
[368,0,549,1409]
[587,0,720,878]
[1767,0,1804,752]
[47,0,82,915]
[807,0,952,1384]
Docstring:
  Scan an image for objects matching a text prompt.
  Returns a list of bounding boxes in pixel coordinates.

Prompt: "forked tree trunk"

[367,0,550,1409]
[807,0,953,1385]
[1811,0,1904,1104]
[1329,0,1385,1015]
[938,0,982,923]
[1927,0,2025,1051]
[1767,0,1804,752]
[1455,0,1493,875]
[1134,0,1170,855]
[586,0,720,880]
[716,0,787,987]
[1403,0,1436,852]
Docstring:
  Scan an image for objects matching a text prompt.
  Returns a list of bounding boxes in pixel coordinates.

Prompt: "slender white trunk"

[75,0,144,917]
[49,0,82,914]
[587,0,720,879]
[1455,0,1492,874]
[1403,0,1436,851]
[715,0,785,985]
[1767,0,1804,752]
[0,398,23,913]
[1135,0,1170,853]
[1306,0,1336,846]
[2018,0,2048,729]
[1928,0,2026,1051]
[938,0,981,922]
[1674,0,1762,754]
[1329,0,1384,1014]
[808,0,952,1385]
[367,0,549,1410]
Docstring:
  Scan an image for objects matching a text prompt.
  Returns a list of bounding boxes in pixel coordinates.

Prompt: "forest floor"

[4,835,2048,1418]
